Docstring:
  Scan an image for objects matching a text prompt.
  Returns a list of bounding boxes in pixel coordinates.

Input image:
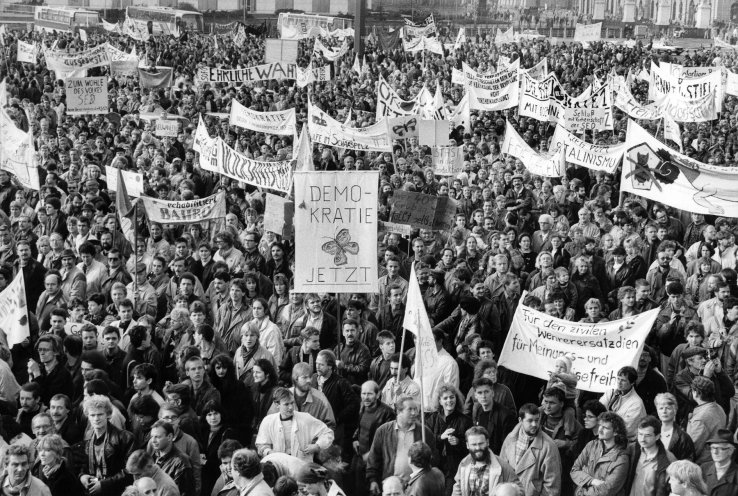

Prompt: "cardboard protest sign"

[418,119,450,146]
[65,77,108,115]
[293,171,379,293]
[264,193,295,238]
[17,41,36,63]
[140,192,226,224]
[432,146,464,176]
[389,190,458,231]
[387,115,419,140]
[106,166,143,197]
[498,295,659,393]
[265,39,299,64]
[155,119,180,137]
[574,22,602,42]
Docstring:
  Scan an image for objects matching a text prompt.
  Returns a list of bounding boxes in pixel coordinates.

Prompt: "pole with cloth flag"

[115,168,137,299]
[403,264,439,442]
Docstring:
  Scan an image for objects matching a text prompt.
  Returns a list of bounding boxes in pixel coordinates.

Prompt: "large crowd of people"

[0,11,737,496]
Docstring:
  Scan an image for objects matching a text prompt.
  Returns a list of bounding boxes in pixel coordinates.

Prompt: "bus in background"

[125,7,204,36]
[34,6,102,34]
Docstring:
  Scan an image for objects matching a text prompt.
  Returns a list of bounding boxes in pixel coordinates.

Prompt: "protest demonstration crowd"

[2,6,738,496]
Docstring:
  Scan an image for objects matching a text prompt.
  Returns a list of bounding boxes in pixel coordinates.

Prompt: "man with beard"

[366,396,436,495]
[500,404,561,496]
[646,247,685,303]
[313,350,359,459]
[334,319,371,386]
[453,426,520,496]
[652,281,697,373]
[633,347,667,416]
[283,362,335,429]
[352,381,395,496]
[380,353,420,409]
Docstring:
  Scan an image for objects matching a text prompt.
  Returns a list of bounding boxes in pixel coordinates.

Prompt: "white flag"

[664,115,682,152]
[361,55,369,75]
[294,127,313,171]
[0,271,30,347]
[404,264,438,409]
[327,481,347,496]
[0,79,6,108]
[453,27,466,50]
[213,34,219,50]
[352,54,361,74]
[79,28,87,43]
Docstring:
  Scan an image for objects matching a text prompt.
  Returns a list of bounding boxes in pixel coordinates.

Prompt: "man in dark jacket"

[625,416,675,496]
[406,441,445,496]
[147,420,194,496]
[352,381,395,496]
[701,429,738,496]
[470,377,516,454]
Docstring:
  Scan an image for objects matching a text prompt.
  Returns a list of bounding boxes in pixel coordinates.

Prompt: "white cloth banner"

[550,125,626,174]
[664,115,683,152]
[498,296,659,393]
[494,26,515,44]
[313,38,349,62]
[611,75,661,120]
[309,102,391,152]
[650,62,722,111]
[656,92,717,122]
[403,36,444,54]
[501,121,563,177]
[0,271,30,347]
[210,138,293,193]
[727,70,738,97]
[229,100,296,136]
[108,46,139,77]
[44,43,112,72]
[405,264,440,402]
[293,171,379,293]
[0,107,39,190]
[574,23,602,42]
[623,120,738,216]
[196,63,297,84]
[432,145,464,176]
[376,76,416,118]
[17,41,36,63]
[140,191,227,224]
[519,72,559,121]
[520,58,548,79]
[465,61,520,111]
[295,65,332,88]
[193,116,216,157]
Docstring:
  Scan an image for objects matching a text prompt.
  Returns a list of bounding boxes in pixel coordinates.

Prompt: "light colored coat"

[598,388,646,441]
[255,411,334,462]
[687,401,728,464]
[451,450,521,496]
[500,424,562,496]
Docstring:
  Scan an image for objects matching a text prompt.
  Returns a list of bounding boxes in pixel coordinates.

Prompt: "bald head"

[134,477,157,496]
[382,476,404,496]
[361,380,380,407]
[491,483,523,496]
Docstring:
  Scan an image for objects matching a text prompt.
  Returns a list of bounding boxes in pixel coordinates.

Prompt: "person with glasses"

[101,248,133,301]
[700,429,738,496]
[28,334,73,406]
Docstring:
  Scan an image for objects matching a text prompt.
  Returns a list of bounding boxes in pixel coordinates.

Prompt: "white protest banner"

[229,100,296,136]
[44,43,112,72]
[196,63,297,84]
[313,38,349,62]
[519,72,559,121]
[650,62,722,110]
[309,102,391,152]
[376,76,416,118]
[432,146,464,176]
[418,120,450,146]
[264,39,298,64]
[0,107,39,190]
[468,83,519,111]
[494,26,515,44]
[155,119,180,137]
[550,125,626,174]
[212,138,293,193]
[295,65,331,88]
[727,70,738,97]
[501,121,563,177]
[17,41,36,63]
[549,125,626,174]
[65,77,108,115]
[293,171,378,293]
[715,37,738,50]
[233,24,247,47]
[463,61,520,111]
[573,22,602,42]
[278,12,346,40]
[656,92,717,122]
[403,23,437,39]
[140,191,226,224]
[498,296,659,393]
[623,120,738,216]
[611,75,661,120]
[664,115,683,152]
[521,58,548,79]
[193,116,216,157]
[387,115,419,140]
[403,36,444,55]
[411,85,438,120]
[108,46,139,76]
[105,165,143,197]
[0,271,30,347]
[448,93,470,132]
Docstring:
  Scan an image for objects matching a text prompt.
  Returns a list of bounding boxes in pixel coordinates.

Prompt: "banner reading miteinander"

[293,171,379,293]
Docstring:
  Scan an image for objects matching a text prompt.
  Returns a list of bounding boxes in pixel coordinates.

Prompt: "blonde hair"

[665,460,707,494]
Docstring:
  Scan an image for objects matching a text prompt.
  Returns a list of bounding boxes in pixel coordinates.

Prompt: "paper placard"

[106,166,143,197]
[264,193,295,238]
[418,119,450,146]
[155,119,180,137]
[265,39,299,64]
[66,77,108,115]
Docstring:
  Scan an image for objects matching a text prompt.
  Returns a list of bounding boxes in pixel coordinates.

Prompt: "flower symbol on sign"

[322,228,359,266]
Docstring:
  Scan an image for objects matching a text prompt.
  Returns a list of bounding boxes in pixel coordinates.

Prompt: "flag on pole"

[0,270,29,347]
[344,108,352,124]
[213,34,219,50]
[295,127,314,171]
[664,115,682,152]
[0,79,7,108]
[361,55,369,75]
[0,25,6,46]
[115,168,136,248]
[403,264,438,394]
[453,27,466,50]
[352,54,361,74]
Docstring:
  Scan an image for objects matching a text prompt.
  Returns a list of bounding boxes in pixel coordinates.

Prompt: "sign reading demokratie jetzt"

[140,192,226,224]
[498,295,659,393]
[293,171,379,293]
[196,62,297,84]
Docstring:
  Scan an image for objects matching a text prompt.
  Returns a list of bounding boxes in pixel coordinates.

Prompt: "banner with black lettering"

[550,125,626,174]
[196,63,296,85]
[210,138,294,193]
[140,192,226,224]
[501,121,563,177]
[376,76,417,118]
[309,102,391,152]
[45,43,112,72]
[293,171,379,293]
[229,100,296,136]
